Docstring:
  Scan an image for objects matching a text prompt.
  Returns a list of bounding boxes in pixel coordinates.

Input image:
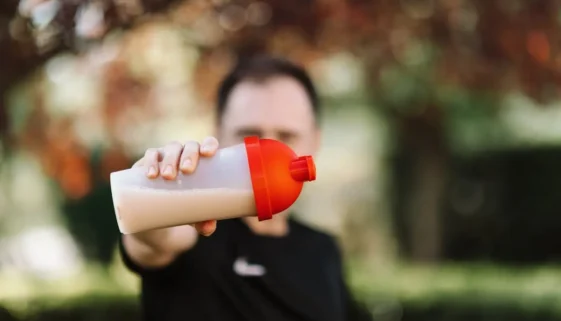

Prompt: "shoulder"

[290,219,342,258]
[290,218,338,242]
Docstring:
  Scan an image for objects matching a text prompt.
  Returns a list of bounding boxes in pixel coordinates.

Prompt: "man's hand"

[122,136,220,269]
[132,136,220,236]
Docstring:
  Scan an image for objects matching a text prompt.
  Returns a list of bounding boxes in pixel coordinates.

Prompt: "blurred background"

[1,0,561,320]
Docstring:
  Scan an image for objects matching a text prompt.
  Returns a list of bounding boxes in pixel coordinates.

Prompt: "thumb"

[193,220,217,237]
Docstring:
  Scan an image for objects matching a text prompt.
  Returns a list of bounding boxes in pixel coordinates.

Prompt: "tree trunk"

[397,106,449,263]
[406,146,447,262]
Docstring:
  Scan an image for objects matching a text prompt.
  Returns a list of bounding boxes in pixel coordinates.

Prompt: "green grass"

[0,261,138,315]
[348,262,561,315]
[3,262,561,318]
[351,263,561,296]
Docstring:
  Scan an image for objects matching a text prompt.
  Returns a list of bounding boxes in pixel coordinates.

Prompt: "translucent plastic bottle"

[110,136,317,234]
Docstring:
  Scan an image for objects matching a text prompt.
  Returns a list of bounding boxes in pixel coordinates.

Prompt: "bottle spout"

[290,156,316,182]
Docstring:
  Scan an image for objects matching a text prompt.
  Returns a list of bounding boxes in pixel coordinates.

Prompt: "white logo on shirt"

[233,257,266,277]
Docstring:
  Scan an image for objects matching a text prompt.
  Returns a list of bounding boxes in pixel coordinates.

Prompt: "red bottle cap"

[244,136,317,221]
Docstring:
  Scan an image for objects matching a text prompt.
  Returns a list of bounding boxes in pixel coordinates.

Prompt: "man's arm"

[328,236,372,321]
[120,137,219,270]
[342,281,373,321]
[122,226,198,268]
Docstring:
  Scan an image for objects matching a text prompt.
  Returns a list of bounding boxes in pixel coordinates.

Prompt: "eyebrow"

[234,128,300,140]
[235,128,264,138]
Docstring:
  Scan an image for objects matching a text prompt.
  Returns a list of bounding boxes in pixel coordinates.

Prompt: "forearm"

[123,225,198,268]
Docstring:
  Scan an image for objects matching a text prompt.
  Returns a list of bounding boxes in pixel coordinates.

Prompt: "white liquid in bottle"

[111,144,256,234]
[113,187,255,234]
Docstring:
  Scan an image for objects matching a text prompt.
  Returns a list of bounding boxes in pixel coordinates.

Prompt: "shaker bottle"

[110,136,317,234]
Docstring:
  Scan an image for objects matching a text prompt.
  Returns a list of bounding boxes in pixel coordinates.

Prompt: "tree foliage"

[1,0,560,262]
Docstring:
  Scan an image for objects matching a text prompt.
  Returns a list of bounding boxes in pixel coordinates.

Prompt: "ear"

[312,127,322,155]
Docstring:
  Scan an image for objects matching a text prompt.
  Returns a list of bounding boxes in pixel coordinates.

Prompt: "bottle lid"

[244,136,317,221]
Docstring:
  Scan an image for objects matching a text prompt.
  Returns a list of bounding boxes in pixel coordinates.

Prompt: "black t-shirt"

[120,218,372,321]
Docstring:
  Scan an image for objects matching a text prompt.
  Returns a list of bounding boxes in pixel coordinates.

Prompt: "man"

[120,55,372,321]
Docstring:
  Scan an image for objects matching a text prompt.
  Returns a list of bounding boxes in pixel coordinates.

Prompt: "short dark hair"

[216,55,320,124]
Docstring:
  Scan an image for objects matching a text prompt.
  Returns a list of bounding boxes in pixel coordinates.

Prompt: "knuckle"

[168,141,183,149]
[144,148,159,160]
[183,140,199,147]
[182,141,200,153]
[163,144,181,154]
[203,136,219,146]
[205,136,218,143]
[200,137,219,156]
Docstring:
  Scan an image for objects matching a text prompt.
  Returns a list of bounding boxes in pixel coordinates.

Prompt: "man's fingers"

[160,141,184,180]
[143,148,161,178]
[179,141,201,174]
[194,220,217,236]
[200,136,219,157]
[139,137,219,178]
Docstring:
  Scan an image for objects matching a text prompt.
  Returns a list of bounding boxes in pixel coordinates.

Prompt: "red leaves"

[2,0,561,200]
[527,31,550,65]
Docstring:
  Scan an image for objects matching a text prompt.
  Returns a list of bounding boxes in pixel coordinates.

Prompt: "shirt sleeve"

[342,280,373,321]
[118,235,195,278]
[328,238,373,321]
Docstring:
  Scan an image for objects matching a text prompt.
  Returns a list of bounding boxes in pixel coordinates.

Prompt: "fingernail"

[163,165,173,176]
[181,158,192,170]
[147,167,157,177]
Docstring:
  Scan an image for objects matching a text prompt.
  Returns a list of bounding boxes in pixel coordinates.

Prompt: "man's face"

[217,76,320,156]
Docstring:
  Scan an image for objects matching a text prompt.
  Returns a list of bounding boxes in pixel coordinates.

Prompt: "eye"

[278,131,297,144]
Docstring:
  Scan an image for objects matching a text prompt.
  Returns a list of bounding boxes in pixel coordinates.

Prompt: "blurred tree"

[1,0,560,263]
[0,305,18,321]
